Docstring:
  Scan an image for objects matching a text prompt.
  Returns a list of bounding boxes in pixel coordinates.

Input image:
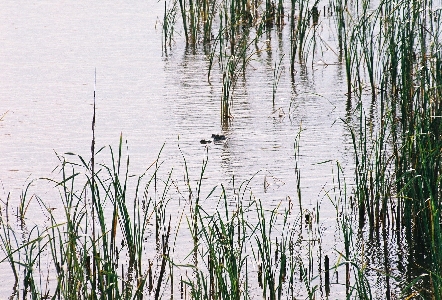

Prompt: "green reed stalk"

[91,68,97,294]
[289,0,296,77]
[272,54,284,106]
[0,212,19,291]
[254,200,278,300]
[178,0,189,44]
[162,0,177,53]
[188,0,197,44]
[356,0,379,102]
[296,0,310,62]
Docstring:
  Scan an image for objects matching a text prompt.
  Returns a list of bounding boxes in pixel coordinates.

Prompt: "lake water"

[0,1,380,298]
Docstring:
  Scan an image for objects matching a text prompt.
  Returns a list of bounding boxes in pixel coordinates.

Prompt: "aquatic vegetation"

[1,0,442,298]
[272,54,284,106]
[162,0,178,53]
[0,136,314,298]
[164,0,442,296]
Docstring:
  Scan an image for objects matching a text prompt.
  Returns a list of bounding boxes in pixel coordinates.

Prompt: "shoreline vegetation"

[1,0,442,298]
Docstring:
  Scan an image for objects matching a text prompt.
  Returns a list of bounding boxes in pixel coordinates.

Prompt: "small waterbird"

[211,134,226,141]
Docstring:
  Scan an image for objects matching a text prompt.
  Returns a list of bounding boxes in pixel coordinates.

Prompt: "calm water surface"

[0,1,364,297]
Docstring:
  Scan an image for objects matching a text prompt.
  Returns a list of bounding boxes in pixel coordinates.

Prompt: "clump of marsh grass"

[161,0,178,54]
[182,181,301,300]
[0,134,178,299]
[340,0,442,296]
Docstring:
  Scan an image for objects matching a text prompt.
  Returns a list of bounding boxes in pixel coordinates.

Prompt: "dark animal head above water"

[211,134,226,141]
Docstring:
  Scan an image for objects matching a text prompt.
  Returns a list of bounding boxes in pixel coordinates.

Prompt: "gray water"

[0,1,370,298]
